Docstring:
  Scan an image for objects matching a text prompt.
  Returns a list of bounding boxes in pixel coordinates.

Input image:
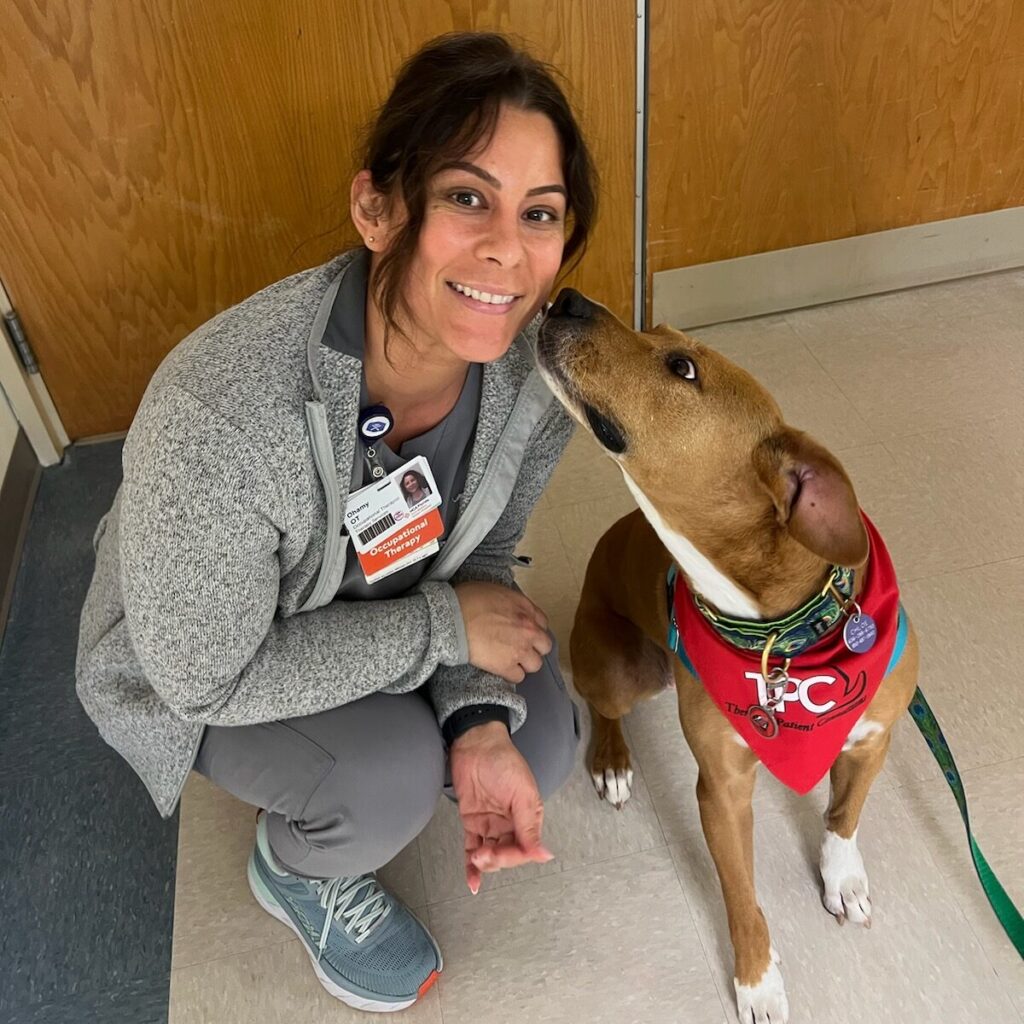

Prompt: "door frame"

[0,275,67,467]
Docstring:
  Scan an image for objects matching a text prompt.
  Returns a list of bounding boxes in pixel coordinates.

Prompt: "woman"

[76,32,596,1012]
[400,468,432,507]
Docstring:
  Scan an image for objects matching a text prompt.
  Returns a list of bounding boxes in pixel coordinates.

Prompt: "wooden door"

[0,2,635,439]
[646,0,1024,277]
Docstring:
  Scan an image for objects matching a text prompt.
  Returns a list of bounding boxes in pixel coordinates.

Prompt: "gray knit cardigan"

[75,251,572,817]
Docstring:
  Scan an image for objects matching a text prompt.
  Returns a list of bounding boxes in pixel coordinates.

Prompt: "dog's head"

[537,288,868,585]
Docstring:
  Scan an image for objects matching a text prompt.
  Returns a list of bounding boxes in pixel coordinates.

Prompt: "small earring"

[368,235,376,243]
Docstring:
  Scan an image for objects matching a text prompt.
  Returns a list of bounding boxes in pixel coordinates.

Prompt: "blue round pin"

[844,613,877,654]
[358,404,394,442]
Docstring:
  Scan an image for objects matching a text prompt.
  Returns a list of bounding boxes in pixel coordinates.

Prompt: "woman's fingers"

[513,592,549,632]
[469,841,554,873]
[464,823,521,891]
[465,838,527,890]
[456,580,553,681]
[464,856,483,895]
[530,605,550,635]
[519,650,543,675]
[470,800,551,873]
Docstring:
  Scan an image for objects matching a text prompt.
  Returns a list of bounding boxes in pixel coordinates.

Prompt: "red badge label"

[356,508,445,584]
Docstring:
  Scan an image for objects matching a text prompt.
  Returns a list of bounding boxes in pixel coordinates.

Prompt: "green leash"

[909,687,1024,957]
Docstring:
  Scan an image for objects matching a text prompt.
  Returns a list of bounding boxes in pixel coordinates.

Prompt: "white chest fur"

[622,472,761,619]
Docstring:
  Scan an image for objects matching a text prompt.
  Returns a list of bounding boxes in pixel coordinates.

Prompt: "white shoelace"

[313,874,393,957]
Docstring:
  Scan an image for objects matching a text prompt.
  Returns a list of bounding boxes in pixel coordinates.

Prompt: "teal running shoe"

[247,811,442,1011]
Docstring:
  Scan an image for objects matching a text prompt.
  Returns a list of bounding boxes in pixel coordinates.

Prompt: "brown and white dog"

[536,289,919,1024]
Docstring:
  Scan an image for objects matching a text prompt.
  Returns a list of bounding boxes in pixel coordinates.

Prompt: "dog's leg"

[571,603,669,810]
[695,756,789,1024]
[819,727,891,927]
[821,627,918,927]
[590,709,634,808]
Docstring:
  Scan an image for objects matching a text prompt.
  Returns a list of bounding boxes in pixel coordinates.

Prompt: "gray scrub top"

[322,249,482,600]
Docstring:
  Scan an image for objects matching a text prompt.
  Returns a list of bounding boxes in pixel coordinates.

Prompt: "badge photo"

[393,457,440,515]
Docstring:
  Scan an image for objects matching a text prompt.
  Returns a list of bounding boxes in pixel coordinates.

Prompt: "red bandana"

[672,515,900,794]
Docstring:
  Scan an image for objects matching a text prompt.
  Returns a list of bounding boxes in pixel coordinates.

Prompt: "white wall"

[653,206,1024,329]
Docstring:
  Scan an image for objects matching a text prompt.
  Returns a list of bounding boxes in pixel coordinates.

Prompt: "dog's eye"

[667,354,698,382]
[584,404,627,454]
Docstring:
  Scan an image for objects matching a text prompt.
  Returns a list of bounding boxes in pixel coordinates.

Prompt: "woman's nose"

[476,211,525,267]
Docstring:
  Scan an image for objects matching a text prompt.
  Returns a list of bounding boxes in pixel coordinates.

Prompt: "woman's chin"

[450,330,520,365]
[444,307,537,363]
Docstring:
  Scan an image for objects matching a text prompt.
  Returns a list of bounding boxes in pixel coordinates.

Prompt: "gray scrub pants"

[194,646,580,878]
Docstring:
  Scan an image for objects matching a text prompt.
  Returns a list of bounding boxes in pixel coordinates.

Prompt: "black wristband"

[441,704,511,747]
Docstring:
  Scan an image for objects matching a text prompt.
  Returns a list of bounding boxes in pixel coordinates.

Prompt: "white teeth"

[451,282,516,305]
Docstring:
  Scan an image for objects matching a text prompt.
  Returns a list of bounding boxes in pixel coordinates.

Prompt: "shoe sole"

[247,851,439,1012]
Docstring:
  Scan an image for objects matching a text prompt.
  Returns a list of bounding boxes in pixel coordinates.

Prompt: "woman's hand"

[454,581,552,683]
[448,721,554,894]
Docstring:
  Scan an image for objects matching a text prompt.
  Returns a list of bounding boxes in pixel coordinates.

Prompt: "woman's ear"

[350,171,390,251]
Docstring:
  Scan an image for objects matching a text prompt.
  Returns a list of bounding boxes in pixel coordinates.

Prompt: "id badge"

[356,510,444,583]
[344,456,444,582]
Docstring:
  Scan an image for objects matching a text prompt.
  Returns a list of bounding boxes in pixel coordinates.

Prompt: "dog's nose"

[548,287,597,320]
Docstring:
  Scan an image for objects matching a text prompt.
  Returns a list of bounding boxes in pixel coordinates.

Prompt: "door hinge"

[3,309,39,375]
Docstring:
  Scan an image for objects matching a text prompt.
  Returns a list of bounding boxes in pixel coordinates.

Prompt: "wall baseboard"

[653,206,1024,329]
[76,430,128,446]
[0,429,40,642]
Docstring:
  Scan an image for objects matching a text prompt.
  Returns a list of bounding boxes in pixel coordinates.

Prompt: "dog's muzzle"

[537,287,598,373]
[548,287,598,320]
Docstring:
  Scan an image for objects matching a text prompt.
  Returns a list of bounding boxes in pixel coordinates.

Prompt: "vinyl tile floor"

[7,271,1021,1024]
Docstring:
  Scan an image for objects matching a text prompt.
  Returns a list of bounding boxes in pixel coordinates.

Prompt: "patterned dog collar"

[682,564,856,659]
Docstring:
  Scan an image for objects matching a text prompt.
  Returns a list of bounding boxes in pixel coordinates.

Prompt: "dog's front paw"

[592,767,633,809]
[735,950,789,1024]
[820,829,871,927]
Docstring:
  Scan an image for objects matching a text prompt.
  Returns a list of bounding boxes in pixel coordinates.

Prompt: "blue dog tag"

[844,613,877,654]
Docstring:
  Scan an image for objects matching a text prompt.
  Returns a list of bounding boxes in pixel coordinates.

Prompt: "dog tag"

[747,705,779,740]
[844,613,877,654]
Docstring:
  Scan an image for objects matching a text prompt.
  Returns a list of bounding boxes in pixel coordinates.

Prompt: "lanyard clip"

[363,446,386,479]
[358,404,394,481]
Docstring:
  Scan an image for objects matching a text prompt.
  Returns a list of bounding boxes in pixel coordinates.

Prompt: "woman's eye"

[667,354,698,382]
[525,208,559,223]
[450,191,482,208]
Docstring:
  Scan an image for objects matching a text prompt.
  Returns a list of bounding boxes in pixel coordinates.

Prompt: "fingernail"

[537,846,555,863]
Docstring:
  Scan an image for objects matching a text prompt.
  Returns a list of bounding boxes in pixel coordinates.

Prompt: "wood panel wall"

[647,0,1024,276]
[0,2,635,438]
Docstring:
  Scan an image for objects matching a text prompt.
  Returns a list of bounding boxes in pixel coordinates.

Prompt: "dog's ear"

[754,428,868,568]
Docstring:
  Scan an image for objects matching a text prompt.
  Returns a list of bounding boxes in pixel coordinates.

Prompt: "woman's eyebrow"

[438,161,501,187]
[437,160,566,198]
[526,184,567,198]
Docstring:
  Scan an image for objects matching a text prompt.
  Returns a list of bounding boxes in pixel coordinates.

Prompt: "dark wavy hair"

[359,32,598,340]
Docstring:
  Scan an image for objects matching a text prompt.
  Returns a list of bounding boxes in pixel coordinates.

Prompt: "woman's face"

[398,105,567,364]
[401,473,419,494]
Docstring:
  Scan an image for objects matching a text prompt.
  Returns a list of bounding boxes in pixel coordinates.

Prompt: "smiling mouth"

[447,281,520,305]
